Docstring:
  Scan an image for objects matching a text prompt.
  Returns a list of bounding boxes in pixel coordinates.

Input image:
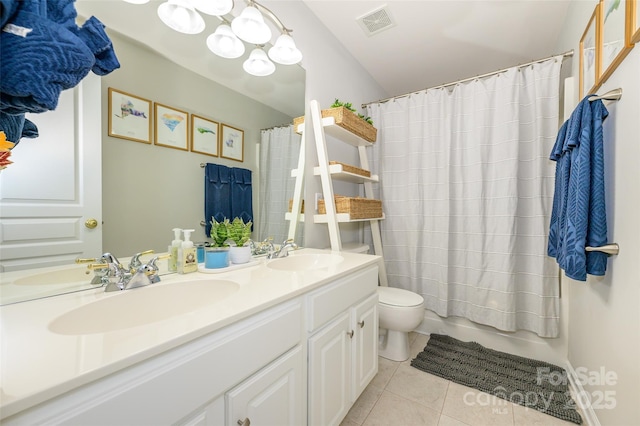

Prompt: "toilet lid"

[377,286,424,307]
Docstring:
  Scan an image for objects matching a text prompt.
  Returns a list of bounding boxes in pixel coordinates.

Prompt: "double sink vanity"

[0,248,380,425]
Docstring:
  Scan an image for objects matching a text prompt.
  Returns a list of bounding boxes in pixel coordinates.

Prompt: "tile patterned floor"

[341,333,585,426]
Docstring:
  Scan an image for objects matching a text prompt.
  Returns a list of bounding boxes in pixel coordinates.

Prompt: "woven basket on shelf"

[292,106,377,143]
[318,196,382,219]
[288,199,304,213]
[329,161,371,178]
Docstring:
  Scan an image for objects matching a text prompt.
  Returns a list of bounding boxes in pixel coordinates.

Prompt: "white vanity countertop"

[0,248,380,419]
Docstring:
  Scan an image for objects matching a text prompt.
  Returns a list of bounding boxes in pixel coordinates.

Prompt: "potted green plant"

[206,218,231,269]
[226,217,253,264]
[330,99,373,125]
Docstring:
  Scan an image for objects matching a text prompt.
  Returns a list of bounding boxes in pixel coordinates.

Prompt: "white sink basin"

[13,267,93,286]
[48,280,239,335]
[266,253,344,271]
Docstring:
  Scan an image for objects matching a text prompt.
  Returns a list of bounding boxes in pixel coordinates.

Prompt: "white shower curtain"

[259,125,303,245]
[367,57,562,337]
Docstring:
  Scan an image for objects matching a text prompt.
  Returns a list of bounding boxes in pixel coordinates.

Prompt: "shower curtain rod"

[261,123,293,131]
[362,50,574,108]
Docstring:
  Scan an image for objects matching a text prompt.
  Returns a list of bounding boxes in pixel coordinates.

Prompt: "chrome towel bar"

[585,243,619,255]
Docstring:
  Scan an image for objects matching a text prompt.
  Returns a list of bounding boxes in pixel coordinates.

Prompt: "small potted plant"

[206,218,231,269]
[226,217,253,264]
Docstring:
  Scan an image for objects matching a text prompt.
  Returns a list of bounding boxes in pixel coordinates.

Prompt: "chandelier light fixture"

[141,0,302,76]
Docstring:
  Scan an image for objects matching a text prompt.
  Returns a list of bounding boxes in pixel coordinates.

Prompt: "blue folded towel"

[0,112,38,145]
[548,96,609,281]
[0,0,119,115]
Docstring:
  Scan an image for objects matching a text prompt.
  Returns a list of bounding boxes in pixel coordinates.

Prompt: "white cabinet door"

[226,346,304,426]
[308,311,352,426]
[351,293,378,401]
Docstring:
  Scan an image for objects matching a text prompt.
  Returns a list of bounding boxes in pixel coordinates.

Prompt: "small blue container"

[196,244,205,263]
[204,248,229,269]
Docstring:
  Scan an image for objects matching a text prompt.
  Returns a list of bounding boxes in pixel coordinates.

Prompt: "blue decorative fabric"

[205,163,232,236]
[0,0,18,27]
[0,0,119,115]
[548,96,609,281]
[0,111,38,144]
[230,167,253,226]
[204,163,253,237]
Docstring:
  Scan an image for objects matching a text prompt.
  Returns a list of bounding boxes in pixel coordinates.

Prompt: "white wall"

[101,32,293,256]
[553,2,640,425]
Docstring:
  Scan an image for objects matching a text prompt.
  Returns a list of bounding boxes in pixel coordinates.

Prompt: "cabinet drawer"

[306,265,378,332]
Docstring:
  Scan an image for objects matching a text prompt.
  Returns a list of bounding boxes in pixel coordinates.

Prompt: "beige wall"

[554,2,640,425]
[101,32,294,256]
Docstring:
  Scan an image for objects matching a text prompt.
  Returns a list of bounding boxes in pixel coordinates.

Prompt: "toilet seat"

[377,287,423,307]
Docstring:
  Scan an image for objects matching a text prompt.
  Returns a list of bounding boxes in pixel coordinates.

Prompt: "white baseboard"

[565,361,601,426]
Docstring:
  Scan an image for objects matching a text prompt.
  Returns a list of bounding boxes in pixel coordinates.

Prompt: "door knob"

[85,218,99,229]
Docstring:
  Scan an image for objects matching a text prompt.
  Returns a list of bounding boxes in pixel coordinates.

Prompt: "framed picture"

[580,3,600,97]
[108,88,151,144]
[220,124,244,162]
[599,0,635,84]
[191,114,219,157]
[631,0,640,43]
[154,103,188,151]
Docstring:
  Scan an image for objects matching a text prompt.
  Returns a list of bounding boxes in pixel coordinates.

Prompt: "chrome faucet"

[126,255,164,289]
[127,249,155,273]
[88,252,167,292]
[267,239,298,259]
[251,237,275,256]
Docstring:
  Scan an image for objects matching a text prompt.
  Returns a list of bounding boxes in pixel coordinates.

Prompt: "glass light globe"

[157,0,205,34]
[192,0,233,16]
[231,5,271,44]
[268,34,302,65]
[243,48,275,76]
[206,24,245,59]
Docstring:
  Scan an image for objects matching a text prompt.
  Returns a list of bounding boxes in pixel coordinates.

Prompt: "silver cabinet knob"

[358,320,365,328]
[347,330,354,339]
[237,418,250,426]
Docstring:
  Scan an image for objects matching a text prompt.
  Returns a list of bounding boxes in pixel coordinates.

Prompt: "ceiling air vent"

[357,5,395,37]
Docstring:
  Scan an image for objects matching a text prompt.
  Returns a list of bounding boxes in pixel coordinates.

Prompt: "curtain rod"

[261,123,293,132]
[362,50,574,108]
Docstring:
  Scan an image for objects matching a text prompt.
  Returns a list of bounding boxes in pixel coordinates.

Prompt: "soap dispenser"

[168,228,182,272]
[177,229,198,274]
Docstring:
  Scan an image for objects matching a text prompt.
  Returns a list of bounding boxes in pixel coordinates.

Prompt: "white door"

[308,311,352,426]
[226,347,303,426]
[0,74,102,272]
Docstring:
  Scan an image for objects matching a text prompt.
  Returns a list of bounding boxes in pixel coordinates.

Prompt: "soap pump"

[168,228,182,272]
[178,229,198,274]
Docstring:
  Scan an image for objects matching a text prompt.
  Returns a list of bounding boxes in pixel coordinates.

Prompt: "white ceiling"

[302,0,572,99]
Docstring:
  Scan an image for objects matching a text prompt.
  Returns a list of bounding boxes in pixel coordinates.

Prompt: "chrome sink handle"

[102,262,130,292]
[128,249,155,273]
[124,254,171,290]
[267,239,298,259]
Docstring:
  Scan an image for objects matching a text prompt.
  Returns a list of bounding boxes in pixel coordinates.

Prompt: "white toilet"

[377,286,425,361]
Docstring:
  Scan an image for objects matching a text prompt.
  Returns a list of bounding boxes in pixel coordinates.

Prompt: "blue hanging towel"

[204,164,253,237]
[204,163,231,236]
[548,96,609,281]
[230,167,253,227]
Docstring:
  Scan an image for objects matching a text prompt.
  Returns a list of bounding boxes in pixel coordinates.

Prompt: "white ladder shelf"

[287,100,388,286]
